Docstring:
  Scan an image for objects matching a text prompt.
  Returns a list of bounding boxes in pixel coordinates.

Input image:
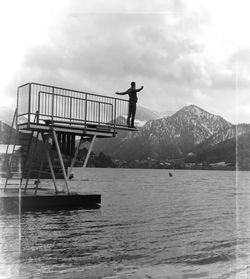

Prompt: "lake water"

[0,169,250,278]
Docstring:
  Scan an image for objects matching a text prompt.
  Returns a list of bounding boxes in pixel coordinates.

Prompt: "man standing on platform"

[115,82,144,128]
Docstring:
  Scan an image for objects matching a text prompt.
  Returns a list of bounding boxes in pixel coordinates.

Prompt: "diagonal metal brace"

[82,135,96,169]
[52,128,70,195]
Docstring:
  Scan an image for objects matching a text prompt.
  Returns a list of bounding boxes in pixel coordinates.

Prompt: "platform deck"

[0,188,101,212]
[18,122,137,137]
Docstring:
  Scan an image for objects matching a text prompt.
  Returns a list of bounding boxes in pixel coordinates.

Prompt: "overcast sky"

[0,0,249,123]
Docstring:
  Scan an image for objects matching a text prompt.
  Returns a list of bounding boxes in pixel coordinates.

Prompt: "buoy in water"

[169,172,173,177]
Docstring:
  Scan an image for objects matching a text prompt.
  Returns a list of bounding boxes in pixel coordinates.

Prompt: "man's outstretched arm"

[136,86,144,92]
[115,90,128,95]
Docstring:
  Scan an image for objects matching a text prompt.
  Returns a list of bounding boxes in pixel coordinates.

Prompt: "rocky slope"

[94,105,235,161]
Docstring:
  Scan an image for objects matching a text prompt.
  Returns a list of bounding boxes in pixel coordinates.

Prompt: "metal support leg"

[52,129,70,195]
[24,132,39,193]
[82,135,96,169]
[34,156,45,195]
[40,133,59,194]
[45,148,58,194]
[67,135,83,179]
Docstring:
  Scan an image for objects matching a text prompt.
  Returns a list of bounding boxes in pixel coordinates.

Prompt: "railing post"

[16,87,19,129]
[38,91,41,123]
[28,83,31,127]
[98,102,101,125]
[114,99,117,129]
[85,94,88,127]
[52,87,54,123]
[70,97,72,123]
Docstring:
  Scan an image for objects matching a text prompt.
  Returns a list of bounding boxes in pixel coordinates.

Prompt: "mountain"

[94,105,234,161]
[194,123,250,154]
[0,120,18,149]
[158,109,174,118]
[187,129,250,170]
[133,106,159,127]
[135,106,159,121]
[0,107,15,125]
[134,106,174,126]
[2,103,250,169]
[237,132,250,170]
[170,105,233,144]
[0,107,27,126]
[110,106,159,128]
[186,137,236,165]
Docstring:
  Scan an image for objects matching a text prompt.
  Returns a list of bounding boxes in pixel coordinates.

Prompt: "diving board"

[1,82,137,211]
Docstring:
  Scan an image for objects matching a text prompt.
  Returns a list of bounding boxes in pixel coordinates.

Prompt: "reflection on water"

[0,213,20,279]
[1,169,250,278]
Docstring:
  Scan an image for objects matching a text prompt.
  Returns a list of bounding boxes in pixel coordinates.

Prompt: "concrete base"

[0,189,101,212]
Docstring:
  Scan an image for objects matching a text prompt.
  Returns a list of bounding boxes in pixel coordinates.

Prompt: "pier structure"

[1,82,134,211]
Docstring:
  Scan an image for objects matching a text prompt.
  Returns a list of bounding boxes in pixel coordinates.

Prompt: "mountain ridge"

[1,104,250,169]
[93,104,249,168]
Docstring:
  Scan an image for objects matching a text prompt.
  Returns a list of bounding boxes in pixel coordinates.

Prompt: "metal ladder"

[3,110,39,192]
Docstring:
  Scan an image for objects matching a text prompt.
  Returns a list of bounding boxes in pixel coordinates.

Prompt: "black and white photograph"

[0,0,250,278]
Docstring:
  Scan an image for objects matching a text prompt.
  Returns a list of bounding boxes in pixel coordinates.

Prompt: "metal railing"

[16,82,129,129]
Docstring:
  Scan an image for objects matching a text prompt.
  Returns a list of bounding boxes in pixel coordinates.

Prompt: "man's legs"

[130,103,136,128]
[127,103,132,127]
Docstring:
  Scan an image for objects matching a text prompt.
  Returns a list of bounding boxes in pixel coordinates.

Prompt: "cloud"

[21,9,207,89]
[2,0,250,123]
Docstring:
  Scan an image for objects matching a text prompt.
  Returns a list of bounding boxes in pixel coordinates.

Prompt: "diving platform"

[1,82,135,212]
[17,82,136,135]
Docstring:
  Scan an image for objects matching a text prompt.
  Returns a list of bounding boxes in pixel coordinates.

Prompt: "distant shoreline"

[87,166,238,171]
